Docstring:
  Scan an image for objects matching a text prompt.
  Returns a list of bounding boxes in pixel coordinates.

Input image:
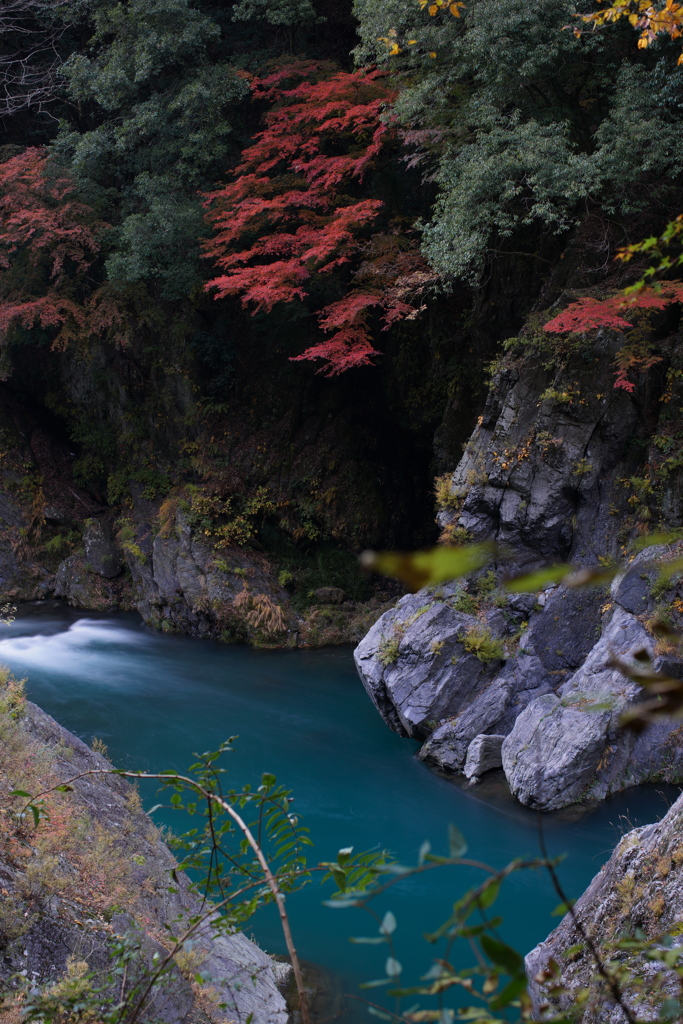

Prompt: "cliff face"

[355,327,683,810]
[0,671,290,1023]
[526,791,683,1023]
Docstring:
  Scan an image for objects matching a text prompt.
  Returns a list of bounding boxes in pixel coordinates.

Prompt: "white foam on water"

[0,618,149,685]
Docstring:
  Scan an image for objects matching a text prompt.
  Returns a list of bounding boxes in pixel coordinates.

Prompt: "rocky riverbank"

[0,670,292,1023]
[354,328,683,811]
[527,790,683,1022]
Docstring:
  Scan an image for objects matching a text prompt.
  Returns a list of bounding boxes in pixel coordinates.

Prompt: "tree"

[203,61,430,374]
[0,147,127,354]
[0,0,68,118]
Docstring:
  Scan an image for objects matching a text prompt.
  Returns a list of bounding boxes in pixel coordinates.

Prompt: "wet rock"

[463,734,504,781]
[83,519,122,578]
[527,790,683,1022]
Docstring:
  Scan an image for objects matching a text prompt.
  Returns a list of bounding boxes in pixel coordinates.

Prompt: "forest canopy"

[1,0,683,377]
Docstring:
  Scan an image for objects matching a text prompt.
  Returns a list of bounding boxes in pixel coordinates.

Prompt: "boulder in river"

[354,336,683,810]
[527,789,683,1022]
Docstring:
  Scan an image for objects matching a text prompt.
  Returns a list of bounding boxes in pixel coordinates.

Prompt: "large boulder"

[354,583,506,739]
[527,791,683,1022]
[502,606,683,810]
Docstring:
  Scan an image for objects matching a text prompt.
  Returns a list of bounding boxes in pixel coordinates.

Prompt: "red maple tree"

[544,282,683,391]
[0,147,130,352]
[202,61,429,374]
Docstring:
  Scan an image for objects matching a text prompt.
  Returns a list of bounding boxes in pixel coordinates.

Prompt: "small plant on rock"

[462,625,505,663]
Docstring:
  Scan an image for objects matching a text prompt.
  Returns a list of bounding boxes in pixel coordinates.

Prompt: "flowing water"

[0,605,678,1013]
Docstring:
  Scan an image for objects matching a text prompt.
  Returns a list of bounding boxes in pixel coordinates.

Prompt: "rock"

[463,734,504,780]
[54,554,119,610]
[83,518,122,578]
[354,586,503,739]
[124,504,294,642]
[610,543,668,614]
[502,606,683,810]
[1,689,289,1024]
[526,790,683,1022]
[312,586,345,604]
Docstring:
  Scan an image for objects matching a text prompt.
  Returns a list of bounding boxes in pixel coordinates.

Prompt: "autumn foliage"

[0,147,130,353]
[203,62,429,374]
[544,282,683,391]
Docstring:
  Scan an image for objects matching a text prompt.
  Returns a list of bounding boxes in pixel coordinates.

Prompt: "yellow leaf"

[429,50,437,57]
[449,1,462,13]
[389,43,400,54]
[360,543,495,591]
[407,38,418,44]
[428,4,438,14]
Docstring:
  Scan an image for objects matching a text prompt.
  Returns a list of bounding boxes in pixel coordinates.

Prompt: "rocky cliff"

[355,327,683,810]
[526,790,683,1022]
[0,669,291,1023]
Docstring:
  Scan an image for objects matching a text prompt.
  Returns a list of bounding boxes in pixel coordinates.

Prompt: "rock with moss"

[0,675,290,1024]
[526,790,683,1022]
[502,605,683,811]
[354,583,510,739]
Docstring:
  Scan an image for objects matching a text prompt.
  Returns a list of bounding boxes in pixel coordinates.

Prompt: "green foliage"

[55,0,247,299]
[461,624,505,663]
[353,0,683,285]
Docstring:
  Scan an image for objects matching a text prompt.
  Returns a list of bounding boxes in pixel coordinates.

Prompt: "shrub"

[462,625,505,663]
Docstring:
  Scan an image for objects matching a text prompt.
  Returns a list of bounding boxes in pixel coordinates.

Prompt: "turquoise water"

[0,606,678,1014]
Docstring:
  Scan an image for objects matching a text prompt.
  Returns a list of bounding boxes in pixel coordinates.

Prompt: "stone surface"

[54,554,119,610]
[463,733,504,780]
[1,696,290,1024]
[83,518,122,578]
[354,584,505,739]
[526,791,683,1022]
[502,606,683,810]
[354,336,683,810]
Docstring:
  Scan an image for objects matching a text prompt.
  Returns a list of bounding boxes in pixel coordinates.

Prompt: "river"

[0,604,677,1016]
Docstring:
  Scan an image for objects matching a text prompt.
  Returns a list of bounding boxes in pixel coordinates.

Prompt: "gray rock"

[83,519,122,578]
[610,543,669,614]
[54,554,118,610]
[502,606,683,810]
[6,698,290,1024]
[463,734,505,780]
[354,588,502,738]
[526,791,683,1022]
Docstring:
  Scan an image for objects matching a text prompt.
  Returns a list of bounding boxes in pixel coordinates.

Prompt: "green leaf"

[418,839,431,865]
[380,911,397,936]
[505,565,571,592]
[56,784,73,793]
[9,789,32,798]
[385,956,402,977]
[448,823,467,858]
[360,543,495,592]
[359,978,392,989]
[551,900,575,916]
[337,846,353,865]
[261,772,276,787]
[476,878,501,910]
[481,936,523,974]
[489,973,528,1010]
